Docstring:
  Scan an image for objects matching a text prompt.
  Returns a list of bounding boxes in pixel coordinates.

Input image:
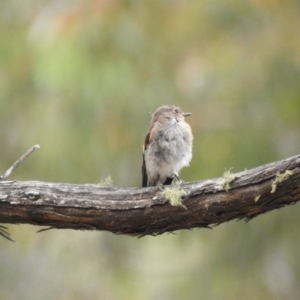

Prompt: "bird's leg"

[156,182,165,191]
[155,175,166,191]
[173,173,183,185]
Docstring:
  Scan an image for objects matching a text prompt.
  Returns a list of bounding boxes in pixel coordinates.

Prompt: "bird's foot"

[156,183,165,191]
[172,174,184,185]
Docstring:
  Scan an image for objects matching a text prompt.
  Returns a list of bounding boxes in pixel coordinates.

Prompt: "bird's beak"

[183,112,192,117]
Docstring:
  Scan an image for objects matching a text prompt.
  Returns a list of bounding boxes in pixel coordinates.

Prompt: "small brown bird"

[142,105,193,187]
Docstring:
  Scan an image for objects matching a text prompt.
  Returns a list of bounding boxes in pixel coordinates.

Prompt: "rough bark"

[0,154,300,237]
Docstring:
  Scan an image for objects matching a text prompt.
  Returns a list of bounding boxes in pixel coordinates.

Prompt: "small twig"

[0,144,40,241]
[0,144,40,181]
[37,227,54,233]
[0,225,15,242]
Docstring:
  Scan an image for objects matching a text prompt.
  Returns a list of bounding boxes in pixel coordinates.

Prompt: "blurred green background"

[1,0,300,299]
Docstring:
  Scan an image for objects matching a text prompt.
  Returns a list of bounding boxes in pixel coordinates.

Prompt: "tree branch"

[0,154,300,237]
[0,144,40,181]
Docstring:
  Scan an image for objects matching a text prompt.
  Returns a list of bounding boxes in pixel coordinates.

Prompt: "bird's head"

[152,105,191,125]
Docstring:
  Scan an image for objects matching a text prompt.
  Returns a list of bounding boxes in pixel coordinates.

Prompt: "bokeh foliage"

[1,1,300,299]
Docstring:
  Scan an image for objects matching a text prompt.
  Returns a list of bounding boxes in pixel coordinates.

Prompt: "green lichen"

[254,194,261,203]
[98,176,113,187]
[270,170,293,194]
[162,185,187,209]
[222,168,236,192]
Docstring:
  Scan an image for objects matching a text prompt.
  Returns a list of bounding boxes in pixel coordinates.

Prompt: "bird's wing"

[142,131,150,187]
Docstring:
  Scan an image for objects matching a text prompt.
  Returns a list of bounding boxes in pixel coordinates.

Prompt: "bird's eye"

[174,109,179,114]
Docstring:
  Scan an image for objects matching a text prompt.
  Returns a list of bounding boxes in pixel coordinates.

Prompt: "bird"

[142,105,193,187]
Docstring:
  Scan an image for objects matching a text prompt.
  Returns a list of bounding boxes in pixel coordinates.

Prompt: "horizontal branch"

[1,154,300,236]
